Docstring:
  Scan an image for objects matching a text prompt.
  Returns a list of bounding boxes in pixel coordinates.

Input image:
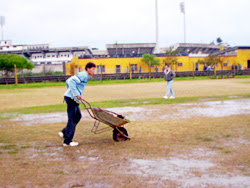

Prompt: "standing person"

[163,64,176,99]
[155,66,159,72]
[58,62,96,146]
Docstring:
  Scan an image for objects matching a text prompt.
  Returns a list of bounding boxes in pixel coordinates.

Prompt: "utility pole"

[155,0,159,53]
[180,2,186,43]
[0,16,5,40]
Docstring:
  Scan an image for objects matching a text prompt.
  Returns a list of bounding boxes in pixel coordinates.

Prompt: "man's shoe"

[169,96,175,99]
[63,141,79,147]
[163,96,168,99]
[58,132,64,140]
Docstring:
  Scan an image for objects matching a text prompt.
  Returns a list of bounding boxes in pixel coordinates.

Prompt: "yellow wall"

[236,49,250,70]
[66,49,250,75]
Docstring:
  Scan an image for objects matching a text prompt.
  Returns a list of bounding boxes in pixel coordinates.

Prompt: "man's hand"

[76,95,83,100]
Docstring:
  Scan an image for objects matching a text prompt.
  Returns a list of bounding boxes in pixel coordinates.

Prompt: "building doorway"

[248,60,250,68]
[116,65,121,73]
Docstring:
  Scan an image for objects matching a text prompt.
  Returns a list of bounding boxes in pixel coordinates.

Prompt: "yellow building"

[66,46,250,75]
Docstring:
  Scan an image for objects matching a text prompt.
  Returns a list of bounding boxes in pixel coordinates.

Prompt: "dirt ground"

[0,78,249,111]
[0,79,249,187]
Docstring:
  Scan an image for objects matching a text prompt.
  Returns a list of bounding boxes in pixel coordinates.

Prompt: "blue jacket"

[64,71,90,103]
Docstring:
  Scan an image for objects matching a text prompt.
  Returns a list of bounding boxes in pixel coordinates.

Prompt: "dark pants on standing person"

[62,96,82,144]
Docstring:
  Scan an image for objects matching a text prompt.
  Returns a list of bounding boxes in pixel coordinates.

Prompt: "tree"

[141,53,160,79]
[198,56,224,78]
[164,47,179,71]
[0,54,34,77]
[199,56,224,68]
[216,37,223,44]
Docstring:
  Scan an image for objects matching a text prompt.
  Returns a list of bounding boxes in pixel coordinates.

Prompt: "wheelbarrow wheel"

[113,127,128,142]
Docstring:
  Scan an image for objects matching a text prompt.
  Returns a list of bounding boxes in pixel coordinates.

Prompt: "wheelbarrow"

[81,99,130,142]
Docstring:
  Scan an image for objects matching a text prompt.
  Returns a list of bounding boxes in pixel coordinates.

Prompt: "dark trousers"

[62,96,82,144]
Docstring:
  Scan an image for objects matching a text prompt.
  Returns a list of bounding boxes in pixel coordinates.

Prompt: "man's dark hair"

[85,62,96,71]
[165,64,170,67]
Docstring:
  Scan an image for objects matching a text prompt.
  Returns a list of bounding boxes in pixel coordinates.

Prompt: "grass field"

[0,78,249,187]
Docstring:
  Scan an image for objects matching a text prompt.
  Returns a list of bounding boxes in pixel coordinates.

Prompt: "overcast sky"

[0,0,250,49]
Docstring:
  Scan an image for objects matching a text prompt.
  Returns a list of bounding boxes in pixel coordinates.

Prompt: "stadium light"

[0,16,5,40]
[180,2,186,43]
[155,0,159,53]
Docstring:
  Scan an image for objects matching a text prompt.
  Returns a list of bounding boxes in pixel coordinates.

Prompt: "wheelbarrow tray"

[80,99,130,141]
[92,107,128,127]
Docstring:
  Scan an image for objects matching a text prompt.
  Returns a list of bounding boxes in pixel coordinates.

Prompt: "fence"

[0,70,249,85]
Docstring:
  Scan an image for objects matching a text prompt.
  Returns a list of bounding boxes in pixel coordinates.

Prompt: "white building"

[0,40,92,65]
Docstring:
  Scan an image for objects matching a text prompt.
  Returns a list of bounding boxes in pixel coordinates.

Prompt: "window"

[131,64,137,72]
[224,63,227,66]
[97,65,105,73]
[178,63,183,66]
[116,65,121,73]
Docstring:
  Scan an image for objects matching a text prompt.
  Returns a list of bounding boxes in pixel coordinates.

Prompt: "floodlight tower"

[155,0,159,53]
[180,2,186,43]
[0,16,5,40]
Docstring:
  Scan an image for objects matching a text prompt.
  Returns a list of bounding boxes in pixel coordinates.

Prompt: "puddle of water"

[106,107,145,114]
[79,156,86,159]
[10,112,69,126]
[0,113,20,118]
[228,96,242,99]
[7,99,250,125]
[184,175,250,188]
[88,157,99,161]
[223,138,250,148]
[79,156,101,161]
[159,99,250,120]
[127,148,250,187]
[128,157,215,187]
[9,107,145,126]
[128,157,214,175]
[44,152,58,156]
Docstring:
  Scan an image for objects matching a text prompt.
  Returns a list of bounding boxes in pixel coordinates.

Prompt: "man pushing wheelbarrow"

[58,62,130,147]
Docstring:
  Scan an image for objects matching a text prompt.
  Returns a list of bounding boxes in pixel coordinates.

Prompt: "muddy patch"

[127,148,250,187]
[8,99,250,126]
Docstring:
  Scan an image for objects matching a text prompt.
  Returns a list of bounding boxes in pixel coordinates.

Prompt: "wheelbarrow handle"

[80,99,96,119]
[80,98,92,108]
